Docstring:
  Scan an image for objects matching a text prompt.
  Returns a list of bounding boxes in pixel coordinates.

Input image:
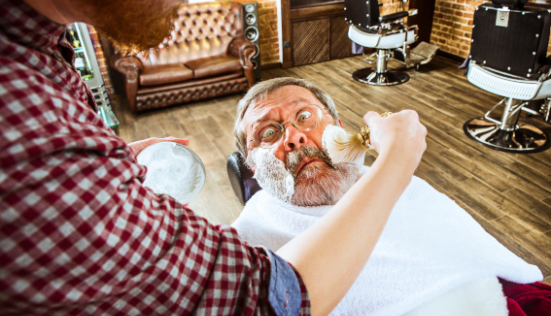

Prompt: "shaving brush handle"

[359,112,392,145]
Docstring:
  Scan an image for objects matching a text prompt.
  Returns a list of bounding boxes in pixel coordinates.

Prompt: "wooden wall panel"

[292,18,331,66]
[330,16,353,60]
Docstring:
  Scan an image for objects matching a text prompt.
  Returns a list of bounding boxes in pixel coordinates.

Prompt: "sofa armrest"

[111,56,143,112]
[227,36,257,87]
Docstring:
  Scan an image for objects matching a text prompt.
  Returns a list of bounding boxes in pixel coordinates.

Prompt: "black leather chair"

[463,0,551,152]
[227,151,261,205]
[345,0,418,86]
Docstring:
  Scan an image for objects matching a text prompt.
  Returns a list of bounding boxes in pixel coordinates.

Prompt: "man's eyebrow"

[287,97,311,107]
[254,97,312,123]
[247,97,315,135]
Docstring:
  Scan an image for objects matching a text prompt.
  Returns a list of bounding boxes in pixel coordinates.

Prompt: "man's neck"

[23,0,87,25]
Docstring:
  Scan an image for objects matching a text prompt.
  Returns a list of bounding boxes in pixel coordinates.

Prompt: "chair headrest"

[491,0,528,8]
[226,152,261,205]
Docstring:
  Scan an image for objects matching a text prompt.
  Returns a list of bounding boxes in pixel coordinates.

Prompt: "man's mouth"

[295,158,322,175]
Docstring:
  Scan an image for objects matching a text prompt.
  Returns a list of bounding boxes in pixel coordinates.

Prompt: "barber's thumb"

[161,137,189,146]
[363,111,381,127]
[173,139,190,146]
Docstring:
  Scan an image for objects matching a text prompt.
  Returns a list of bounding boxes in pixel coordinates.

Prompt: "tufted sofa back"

[137,1,243,69]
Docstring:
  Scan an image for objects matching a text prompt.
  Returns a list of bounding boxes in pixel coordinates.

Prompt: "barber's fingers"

[401,110,427,137]
[398,110,428,158]
[129,137,190,157]
[363,109,428,153]
[363,111,382,127]
[363,111,386,153]
[141,137,190,148]
[162,136,190,147]
[395,110,427,138]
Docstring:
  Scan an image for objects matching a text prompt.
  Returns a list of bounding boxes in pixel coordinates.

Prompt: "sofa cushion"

[139,64,193,86]
[185,56,242,79]
[137,71,244,95]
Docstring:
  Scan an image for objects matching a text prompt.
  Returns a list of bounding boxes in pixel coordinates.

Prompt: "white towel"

[231,167,542,316]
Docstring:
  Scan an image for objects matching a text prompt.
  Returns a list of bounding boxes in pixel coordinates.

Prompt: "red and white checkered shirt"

[0,0,310,315]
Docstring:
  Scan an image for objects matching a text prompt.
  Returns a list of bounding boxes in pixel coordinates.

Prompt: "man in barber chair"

[230,78,551,316]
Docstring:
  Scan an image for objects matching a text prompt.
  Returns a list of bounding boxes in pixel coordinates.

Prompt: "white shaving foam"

[137,142,206,205]
[251,147,295,202]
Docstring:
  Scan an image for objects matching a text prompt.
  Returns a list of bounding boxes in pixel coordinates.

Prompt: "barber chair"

[227,152,260,205]
[464,0,551,153]
[344,0,439,86]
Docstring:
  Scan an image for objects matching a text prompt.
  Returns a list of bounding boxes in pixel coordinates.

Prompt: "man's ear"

[338,118,343,128]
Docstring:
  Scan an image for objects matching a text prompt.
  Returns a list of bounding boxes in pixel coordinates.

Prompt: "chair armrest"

[111,55,143,75]
[227,36,257,87]
[227,36,257,64]
[379,11,409,23]
[111,56,143,112]
[227,151,261,206]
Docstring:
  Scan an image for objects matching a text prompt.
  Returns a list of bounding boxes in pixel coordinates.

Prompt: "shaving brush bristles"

[333,131,370,160]
[322,125,370,164]
[322,112,392,164]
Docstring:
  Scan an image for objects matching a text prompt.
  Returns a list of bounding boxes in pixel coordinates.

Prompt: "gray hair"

[233,77,339,162]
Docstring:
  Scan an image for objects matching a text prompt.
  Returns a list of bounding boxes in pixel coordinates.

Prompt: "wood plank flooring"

[114,55,551,285]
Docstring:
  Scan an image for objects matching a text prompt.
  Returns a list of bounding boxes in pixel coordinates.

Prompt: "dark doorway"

[408,0,436,44]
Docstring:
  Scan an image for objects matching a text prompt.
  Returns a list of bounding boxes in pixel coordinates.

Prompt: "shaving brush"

[322,112,392,164]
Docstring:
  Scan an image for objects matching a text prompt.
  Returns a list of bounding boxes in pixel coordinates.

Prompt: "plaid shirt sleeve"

[0,57,311,316]
[0,1,311,313]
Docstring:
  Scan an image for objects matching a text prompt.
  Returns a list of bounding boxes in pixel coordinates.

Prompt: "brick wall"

[430,0,551,58]
[258,0,280,65]
[430,0,481,58]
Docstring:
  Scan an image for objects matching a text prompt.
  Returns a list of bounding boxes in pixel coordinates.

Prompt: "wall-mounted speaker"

[242,2,261,81]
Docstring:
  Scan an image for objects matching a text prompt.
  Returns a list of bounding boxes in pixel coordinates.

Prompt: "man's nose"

[282,124,307,151]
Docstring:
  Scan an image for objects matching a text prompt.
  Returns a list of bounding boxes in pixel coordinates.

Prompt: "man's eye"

[298,111,312,121]
[262,128,276,138]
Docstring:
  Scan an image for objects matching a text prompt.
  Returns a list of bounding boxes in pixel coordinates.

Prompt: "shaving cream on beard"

[251,147,296,203]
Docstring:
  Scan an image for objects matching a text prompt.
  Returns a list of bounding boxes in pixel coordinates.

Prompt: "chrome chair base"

[352,68,410,86]
[463,117,550,153]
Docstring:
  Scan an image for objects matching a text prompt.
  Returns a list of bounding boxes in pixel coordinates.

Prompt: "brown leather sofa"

[112,1,257,112]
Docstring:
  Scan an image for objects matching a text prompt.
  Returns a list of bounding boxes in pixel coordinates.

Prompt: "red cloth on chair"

[499,278,551,316]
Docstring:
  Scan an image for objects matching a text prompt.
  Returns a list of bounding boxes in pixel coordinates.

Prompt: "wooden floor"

[114,55,551,285]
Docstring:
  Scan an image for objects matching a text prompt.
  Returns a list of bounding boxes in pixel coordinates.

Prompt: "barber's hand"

[128,136,190,157]
[364,110,427,167]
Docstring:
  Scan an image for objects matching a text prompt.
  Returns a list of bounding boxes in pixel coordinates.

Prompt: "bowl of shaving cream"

[137,142,206,205]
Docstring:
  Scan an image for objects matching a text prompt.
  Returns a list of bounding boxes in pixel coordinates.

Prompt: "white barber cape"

[231,167,542,316]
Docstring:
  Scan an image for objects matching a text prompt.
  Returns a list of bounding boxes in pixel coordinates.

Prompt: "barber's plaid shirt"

[0,0,310,315]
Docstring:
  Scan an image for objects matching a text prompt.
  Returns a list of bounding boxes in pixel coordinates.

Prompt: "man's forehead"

[245,86,320,121]
[249,97,311,115]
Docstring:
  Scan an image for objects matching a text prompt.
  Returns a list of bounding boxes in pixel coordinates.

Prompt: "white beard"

[291,160,359,206]
[251,146,360,207]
